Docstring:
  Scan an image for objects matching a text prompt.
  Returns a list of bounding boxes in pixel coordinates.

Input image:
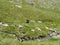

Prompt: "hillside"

[0,0,60,45]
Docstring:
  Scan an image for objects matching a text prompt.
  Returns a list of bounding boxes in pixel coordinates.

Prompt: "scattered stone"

[25,0,32,3]
[45,26,49,29]
[25,0,34,4]
[49,28,53,30]
[20,36,31,42]
[15,5,22,8]
[45,27,54,31]
[30,20,35,23]
[2,23,9,27]
[0,22,2,25]
[18,24,23,28]
[35,27,41,31]
[31,29,35,32]
[52,33,60,39]
[38,35,46,39]
[50,32,57,36]
[38,21,42,23]
[12,34,16,37]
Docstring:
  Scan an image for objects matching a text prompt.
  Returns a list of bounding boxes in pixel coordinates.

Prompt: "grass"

[0,0,60,45]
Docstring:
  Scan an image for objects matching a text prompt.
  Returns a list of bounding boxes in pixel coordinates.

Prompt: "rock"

[30,20,35,23]
[31,29,35,32]
[15,5,22,8]
[52,35,60,39]
[18,24,23,28]
[38,21,42,23]
[49,28,53,30]
[2,23,9,27]
[35,27,41,31]
[45,27,54,31]
[45,26,49,29]
[0,22,2,25]
[38,35,46,39]
[25,0,35,6]
[20,36,31,42]
[51,33,60,39]
[50,32,57,36]
[25,0,33,3]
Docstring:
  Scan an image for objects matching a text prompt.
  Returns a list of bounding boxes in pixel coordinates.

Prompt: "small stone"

[35,27,41,31]
[2,23,9,27]
[50,32,57,36]
[49,28,53,30]
[45,27,49,29]
[19,25,23,28]
[52,34,60,39]
[0,22,2,25]
[30,20,35,23]
[37,39,41,41]
[31,29,35,32]
[38,21,42,23]
[15,5,22,8]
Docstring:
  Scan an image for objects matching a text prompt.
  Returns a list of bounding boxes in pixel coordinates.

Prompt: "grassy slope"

[0,0,60,45]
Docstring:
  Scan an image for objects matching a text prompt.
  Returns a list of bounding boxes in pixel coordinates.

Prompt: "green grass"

[0,0,60,45]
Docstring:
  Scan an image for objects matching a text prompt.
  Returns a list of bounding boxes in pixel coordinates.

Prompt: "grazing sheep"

[45,27,54,31]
